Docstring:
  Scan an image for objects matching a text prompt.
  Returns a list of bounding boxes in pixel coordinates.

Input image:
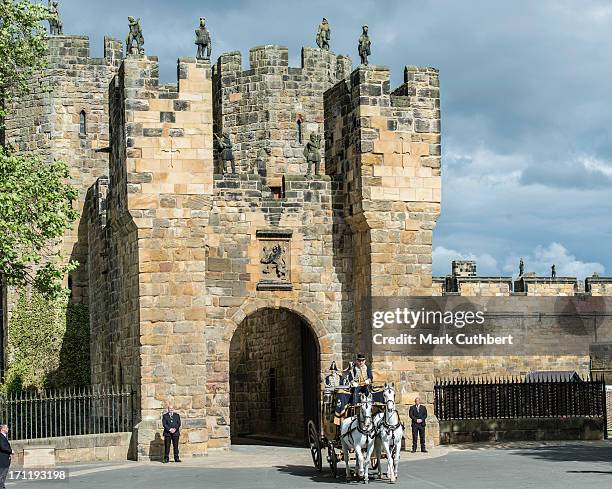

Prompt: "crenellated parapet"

[213,45,351,177]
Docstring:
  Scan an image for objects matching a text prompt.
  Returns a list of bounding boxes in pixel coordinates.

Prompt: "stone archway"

[229,307,320,445]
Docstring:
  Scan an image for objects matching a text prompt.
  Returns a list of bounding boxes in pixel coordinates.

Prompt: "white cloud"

[502,242,605,279]
[580,155,612,178]
[432,246,500,276]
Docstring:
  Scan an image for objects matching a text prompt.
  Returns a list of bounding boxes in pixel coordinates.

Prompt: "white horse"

[341,391,376,483]
[374,383,404,483]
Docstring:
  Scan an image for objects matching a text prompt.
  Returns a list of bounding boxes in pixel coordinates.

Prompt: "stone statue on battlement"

[316,18,330,50]
[519,257,524,277]
[358,25,371,65]
[195,17,212,60]
[551,264,556,278]
[304,132,322,176]
[126,16,144,55]
[48,0,63,36]
[215,131,236,174]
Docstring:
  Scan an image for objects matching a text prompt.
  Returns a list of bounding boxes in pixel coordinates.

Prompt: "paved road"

[7,441,612,489]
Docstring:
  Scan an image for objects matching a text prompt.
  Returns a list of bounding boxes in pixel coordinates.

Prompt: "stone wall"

[458,278,512,296]
[515,277,578,296]
[439,418,604,444]
[587,277,612,296]
[434,355,590,380]
[213,46,351,176]
[230,308,312,442]
[11,432,133,465]
[4,35,122,306]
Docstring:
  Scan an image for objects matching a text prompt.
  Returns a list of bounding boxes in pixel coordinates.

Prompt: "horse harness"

[342,410,376,445]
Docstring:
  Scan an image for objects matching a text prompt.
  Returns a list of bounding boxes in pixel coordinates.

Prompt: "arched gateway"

[229,308,320,445]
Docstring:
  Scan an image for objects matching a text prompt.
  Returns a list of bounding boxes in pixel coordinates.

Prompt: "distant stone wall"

[434,355,590,380]
[440,418,604,444]
[230,308,307,441]
[458,279,512,296]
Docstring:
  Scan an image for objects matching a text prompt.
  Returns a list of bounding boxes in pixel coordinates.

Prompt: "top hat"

[356,353,366,361]
[328,361,338,372]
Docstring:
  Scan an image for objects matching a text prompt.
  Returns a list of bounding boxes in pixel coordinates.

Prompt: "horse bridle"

[342,400,376,443]
[380,389,404,433]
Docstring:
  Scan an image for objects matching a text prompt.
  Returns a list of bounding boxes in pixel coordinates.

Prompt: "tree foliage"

[0,0,51,120]
[3,289,90,393]
[1,1,79,297]
[0,147,78,297]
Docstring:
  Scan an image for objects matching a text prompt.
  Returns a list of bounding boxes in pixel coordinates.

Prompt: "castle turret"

[325,62,442,444]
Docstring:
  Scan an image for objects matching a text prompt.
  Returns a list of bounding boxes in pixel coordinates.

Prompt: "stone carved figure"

[48,1,63,36]
[551,264,556,278]
[195,17,211,60]
[519,257,524,277]
[304,132,322,176]
[358,25,371,65]
[215,131,236,174]
[261,244,287,279]
[316,18,330,50]
[126,16,144,55]
[256,148,268,177]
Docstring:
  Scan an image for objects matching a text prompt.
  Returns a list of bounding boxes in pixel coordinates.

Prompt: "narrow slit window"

[79,110,87,136]
[297,119,303,144]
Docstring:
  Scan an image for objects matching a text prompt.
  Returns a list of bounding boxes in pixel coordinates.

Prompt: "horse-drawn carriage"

[307,383,404,483]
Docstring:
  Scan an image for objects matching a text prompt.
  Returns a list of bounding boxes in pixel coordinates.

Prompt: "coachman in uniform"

[348,353,373,404]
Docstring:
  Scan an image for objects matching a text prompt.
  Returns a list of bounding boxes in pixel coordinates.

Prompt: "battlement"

[45,35,123,67]
[435,260,612,296]
[214,45,351,79]
[213,46,352,177]
[110,55,214,219]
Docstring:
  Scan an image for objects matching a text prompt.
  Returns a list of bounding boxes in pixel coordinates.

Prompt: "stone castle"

[2,26,611,459]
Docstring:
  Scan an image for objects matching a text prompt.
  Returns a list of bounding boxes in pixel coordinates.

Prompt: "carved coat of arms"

[261,243,288,279]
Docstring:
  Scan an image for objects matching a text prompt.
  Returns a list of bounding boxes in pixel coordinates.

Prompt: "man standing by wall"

[0,424,12,489]
[162,405,181,463]
[409,397,428,453]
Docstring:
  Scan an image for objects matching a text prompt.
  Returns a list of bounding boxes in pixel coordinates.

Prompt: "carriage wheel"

[307,420,322,471]
[327,443,338,478]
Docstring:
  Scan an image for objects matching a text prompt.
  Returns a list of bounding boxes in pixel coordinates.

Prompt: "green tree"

[0,0,50,120]
[0,148,78,296]
[1,0,78,297]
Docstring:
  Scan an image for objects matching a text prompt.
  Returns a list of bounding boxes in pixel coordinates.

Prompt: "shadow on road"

[512,443,612,463]
[275,465,346,483]
[566,470,612,474]
[451,441,612,464]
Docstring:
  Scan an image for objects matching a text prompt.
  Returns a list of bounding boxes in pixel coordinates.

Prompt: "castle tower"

[325,63,441,435]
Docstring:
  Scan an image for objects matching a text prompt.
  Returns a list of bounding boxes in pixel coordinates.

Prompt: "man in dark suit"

[162,405,181,463]
[0,424,13,489]
[409,397,428,453]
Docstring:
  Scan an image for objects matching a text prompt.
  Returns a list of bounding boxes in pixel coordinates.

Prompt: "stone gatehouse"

[2,32,611,460]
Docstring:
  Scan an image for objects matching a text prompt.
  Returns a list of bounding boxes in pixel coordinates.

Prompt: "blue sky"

[53,0,612,278]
